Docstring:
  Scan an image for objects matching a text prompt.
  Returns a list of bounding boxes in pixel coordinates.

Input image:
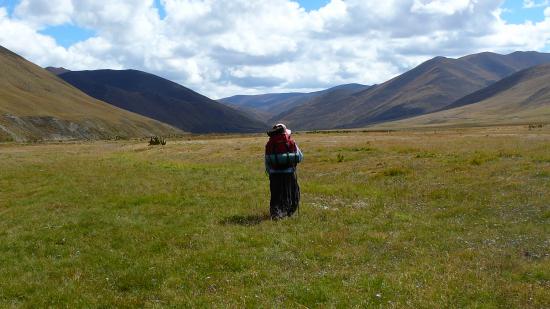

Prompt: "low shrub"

[149,136,166,145]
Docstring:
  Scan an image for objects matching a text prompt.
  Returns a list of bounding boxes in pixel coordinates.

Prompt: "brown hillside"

[374,64,550,128]
[0,46,182,141]
[275,52,550,130]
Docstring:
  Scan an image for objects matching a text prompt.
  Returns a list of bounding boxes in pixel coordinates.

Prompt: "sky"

[1,0,550,98]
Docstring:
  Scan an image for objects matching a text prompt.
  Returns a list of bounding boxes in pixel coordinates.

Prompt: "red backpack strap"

[272,142,279,165]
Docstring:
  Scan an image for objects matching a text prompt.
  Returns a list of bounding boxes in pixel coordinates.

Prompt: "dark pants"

[269,172,300,219]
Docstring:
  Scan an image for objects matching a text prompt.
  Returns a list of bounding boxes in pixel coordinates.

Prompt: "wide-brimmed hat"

[267,123,292,137]
[274,123,291,135]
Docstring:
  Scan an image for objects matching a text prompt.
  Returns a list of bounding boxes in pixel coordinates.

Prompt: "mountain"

[0,46,181,142]
[220,92,306,111]
[274,51,550,130]
[58,70,266,133]
[46,67,70,75]
[374,63,550,128]
[219,83,370,122]
[220,92,308,122]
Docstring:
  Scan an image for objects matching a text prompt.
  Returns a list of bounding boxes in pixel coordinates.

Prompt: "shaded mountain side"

[59,70,266,133]
[220,83,369,121]
[271,84,375,128]
[0,45,181,142]
[220,92,311,122]
[274,51,550,130]
[231,106,273,123]
[372,64,550,129]
[220,92,306,110]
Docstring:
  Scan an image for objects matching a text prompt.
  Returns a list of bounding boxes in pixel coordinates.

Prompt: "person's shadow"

[220,214,271,226]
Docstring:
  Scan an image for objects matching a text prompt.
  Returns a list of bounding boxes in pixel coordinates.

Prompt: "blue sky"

[501,0,547,23]
[39,25,95,47]
[295,0,331,11]
[0,0,15,14]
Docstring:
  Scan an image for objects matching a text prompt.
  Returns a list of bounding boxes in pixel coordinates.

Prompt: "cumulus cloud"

[0,0,550,98]
[523,0,550,8]
[0,7,68,64]
[411,0,474,15]
[14,0,73,27]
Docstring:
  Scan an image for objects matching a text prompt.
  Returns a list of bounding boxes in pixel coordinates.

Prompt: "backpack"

[265,133,299,170]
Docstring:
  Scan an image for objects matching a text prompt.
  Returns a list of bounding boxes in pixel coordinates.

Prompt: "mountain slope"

[220,92,306,111]
[0,46,181,142]
[59,70,266,133]
[46,67,70,75]
[275,51,550,130]
[220,83,369,122]
[373,64,550,128]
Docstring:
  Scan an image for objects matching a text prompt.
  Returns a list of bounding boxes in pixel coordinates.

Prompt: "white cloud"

[0,0,550,98]
[0,7,67,64]
[523,0,549,8]
[411,0,473,15]
[14,0,73,28]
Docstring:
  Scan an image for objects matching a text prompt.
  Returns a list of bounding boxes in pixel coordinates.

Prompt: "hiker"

[265,124,303,219]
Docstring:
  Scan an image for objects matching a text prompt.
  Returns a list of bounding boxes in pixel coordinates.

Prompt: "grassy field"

[1,126,549,307]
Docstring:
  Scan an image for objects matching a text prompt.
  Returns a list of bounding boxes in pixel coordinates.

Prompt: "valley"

[1,126,548,307]
[2,1,549,307]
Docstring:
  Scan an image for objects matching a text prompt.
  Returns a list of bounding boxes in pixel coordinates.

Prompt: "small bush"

[382,167,408,177]
[528,124,544,130]
[534,171,550,178]
[470,158,483,166]
[0,136,14,142]
[498,151,522,159]
[113,135,128,141]
[349,147,375,152]
[469,152,497,165]
[149,136,166,145]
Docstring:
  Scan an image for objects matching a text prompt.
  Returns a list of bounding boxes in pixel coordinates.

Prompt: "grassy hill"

[375,64,550,129]
[0,127,548,306]
[58,70,267,133]
[0,46,182,142]
[275,52,550,130]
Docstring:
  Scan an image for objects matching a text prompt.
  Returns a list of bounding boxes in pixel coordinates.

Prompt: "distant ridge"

[220,83,370,122]
[374,63,550,128]
[272,51,550,130]
[46,67,70,75]
[0,45,182,142]
[58,69,267,133]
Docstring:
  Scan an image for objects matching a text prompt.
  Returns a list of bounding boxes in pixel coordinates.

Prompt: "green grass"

[1,127,549,307]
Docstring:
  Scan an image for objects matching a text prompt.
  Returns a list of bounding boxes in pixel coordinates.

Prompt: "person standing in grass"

[265,124,303,219]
